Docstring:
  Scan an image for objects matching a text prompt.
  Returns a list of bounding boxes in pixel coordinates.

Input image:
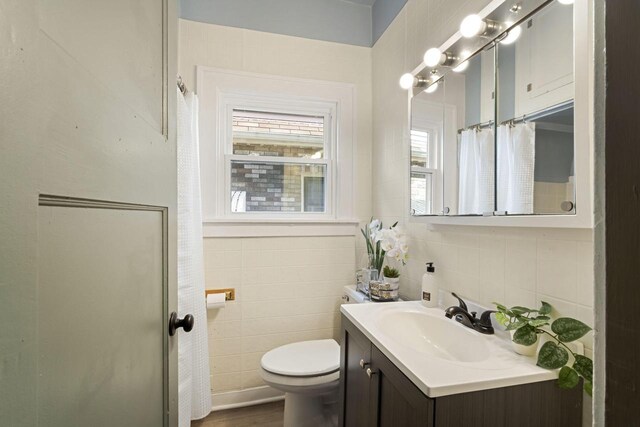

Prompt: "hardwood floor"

[192,401,285,427]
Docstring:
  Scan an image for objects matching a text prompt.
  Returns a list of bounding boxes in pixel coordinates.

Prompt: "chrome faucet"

[444,292,495,335]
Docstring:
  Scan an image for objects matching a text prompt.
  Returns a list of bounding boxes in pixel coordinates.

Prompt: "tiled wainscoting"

[203,236,355,406]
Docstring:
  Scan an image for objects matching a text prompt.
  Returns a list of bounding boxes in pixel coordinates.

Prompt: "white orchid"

[375,226,409,265]
[361,218,409,275]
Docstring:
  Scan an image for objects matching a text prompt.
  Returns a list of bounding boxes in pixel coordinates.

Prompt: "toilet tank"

[341,285,370,304]
[341,285,404,304]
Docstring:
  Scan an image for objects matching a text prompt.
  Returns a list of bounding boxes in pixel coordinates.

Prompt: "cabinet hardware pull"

[366,368,376,378]
[359,359,369,369]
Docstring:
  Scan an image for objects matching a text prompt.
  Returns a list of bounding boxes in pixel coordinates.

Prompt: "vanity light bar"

[400,0,572,91]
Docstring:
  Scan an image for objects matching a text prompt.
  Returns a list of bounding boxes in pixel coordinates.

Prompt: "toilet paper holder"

[205,288,235,301]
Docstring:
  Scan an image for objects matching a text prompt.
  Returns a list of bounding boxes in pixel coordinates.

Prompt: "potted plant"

[494,301,593,396]
[382,266,400,285]
[360,218,408,276]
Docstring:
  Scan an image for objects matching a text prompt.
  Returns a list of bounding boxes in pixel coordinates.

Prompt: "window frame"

[197,67,357,236]
[410,121,441,215]
[222,96,336,219]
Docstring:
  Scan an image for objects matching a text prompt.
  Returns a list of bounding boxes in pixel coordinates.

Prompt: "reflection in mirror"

[444,49,496,216]
[496,0,575,215]
[410,82,445,215]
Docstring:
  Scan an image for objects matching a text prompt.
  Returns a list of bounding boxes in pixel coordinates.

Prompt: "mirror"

[409,0,577,218]
[410,81,445,215]
[496,1,575,215]
[444,49,496,216]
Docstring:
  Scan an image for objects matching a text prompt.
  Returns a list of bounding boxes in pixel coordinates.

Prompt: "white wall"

[178,19,372,404]
[371,0,594,350]
[372,2,594,422]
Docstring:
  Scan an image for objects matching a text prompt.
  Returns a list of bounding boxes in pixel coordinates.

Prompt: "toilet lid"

[261,339,340,377]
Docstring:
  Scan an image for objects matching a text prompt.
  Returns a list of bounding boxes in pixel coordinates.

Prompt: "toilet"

[259,339,340,427]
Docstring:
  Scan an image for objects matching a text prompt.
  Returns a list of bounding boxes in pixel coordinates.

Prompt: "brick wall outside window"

[231,114,325,212]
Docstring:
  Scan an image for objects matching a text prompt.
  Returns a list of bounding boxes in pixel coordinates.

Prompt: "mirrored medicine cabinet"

[408,0,591,227]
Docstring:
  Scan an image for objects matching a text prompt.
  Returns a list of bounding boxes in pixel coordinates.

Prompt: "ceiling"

[179,0,405,47]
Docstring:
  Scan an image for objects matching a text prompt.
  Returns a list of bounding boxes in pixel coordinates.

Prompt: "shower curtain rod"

[177,75,187,94]
[500,100,574,127]
[457,119,494,134]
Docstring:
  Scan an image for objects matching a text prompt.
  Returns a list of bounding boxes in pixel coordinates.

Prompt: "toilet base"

[283,392,338,427]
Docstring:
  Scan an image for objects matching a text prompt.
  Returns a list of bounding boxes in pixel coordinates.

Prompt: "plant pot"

[510,330,539,356]
[383,277,400,286]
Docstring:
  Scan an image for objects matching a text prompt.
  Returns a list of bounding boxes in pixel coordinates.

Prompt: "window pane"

[411,172,432,215]
[232,110,325,159]
[411,129,430,168]
[231,161,326,213]
[303,176,325,212]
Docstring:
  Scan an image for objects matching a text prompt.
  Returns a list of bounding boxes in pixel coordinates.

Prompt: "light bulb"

[500,25,522,45]
[460,14,486,38]
[424,48,444,67]
[453,50,471,73]
[425,82,439,94]
[558,0,574,4]
[399,73,416,90]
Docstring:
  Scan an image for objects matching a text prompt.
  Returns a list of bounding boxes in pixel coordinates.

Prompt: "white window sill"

[202,219,360,237]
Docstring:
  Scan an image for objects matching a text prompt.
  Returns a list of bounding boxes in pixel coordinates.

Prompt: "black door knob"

[168,312,194,336]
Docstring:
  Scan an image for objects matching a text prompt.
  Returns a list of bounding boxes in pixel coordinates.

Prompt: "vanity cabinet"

[340,317,433,427]
[339,315,582,427]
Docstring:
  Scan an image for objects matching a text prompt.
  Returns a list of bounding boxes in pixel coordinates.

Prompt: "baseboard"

[211,386,284,411]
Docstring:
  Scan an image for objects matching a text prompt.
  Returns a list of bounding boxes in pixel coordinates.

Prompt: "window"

[229,110,329,214]
[410,129,437,215]
[197,67,356,233]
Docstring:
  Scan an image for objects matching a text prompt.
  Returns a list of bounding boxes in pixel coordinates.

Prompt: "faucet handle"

[479,310,496,326]
[451,292,468,311]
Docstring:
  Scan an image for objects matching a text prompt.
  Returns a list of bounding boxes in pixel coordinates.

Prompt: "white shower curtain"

[458,128,495,215]
[497,122,536,214]
[177,87,212,426]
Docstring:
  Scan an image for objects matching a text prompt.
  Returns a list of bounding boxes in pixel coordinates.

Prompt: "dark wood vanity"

[339,315,582,427]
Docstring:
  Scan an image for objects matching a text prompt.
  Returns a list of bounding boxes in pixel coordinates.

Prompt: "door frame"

[594,0,640,425]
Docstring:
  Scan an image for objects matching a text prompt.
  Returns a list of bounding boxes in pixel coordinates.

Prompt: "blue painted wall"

[372,0,407,44]
[179,0,407,47]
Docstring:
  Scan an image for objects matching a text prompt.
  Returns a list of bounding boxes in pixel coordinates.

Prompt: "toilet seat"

[261,339,340,377]
[259,366,340,389]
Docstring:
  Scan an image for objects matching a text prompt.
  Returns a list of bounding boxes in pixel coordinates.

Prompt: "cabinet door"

[340,319,373,427]
[514,1,574,116]
[369,346,434,427]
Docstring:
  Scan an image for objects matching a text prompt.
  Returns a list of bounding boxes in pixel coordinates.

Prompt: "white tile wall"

[204,236,354,393]
[179,20,373,397]
[371,0,595,357]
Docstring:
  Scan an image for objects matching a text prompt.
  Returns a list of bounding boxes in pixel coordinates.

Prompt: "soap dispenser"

[421,262,438,308]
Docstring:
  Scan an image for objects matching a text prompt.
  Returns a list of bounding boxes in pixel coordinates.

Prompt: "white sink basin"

[341,301,557,397]
[376,309,490,363]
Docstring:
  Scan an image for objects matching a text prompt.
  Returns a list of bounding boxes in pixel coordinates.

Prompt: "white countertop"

[340,301,558,398]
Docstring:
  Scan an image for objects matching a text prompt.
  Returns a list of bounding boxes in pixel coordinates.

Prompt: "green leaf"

[510,306,535,315]
[551,318,592,342]
[495,311,510,327]
[506,319,528,331]
[535,315,551,321]
[493,302,508,312]
[584,381,593,397]
[513,324,538,346]
[557,366,580,389]
[539,301,552,315]
[573,355,593,383]
[528,319,550,328]
[537,341,569,369]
